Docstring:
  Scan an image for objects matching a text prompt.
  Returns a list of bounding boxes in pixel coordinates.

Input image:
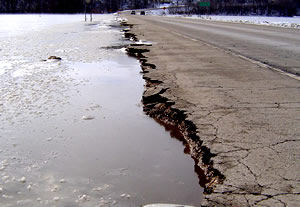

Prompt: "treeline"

[0,0,299,16]
[0,0,145,13]
[0,0,84,13]
[179,0,300,16]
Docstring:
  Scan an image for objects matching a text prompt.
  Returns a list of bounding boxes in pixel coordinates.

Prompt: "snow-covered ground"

[184,15,300,29]
[145,4,300,29]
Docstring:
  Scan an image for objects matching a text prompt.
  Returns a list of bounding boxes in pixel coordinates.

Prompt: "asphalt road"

[132,16,300,75]
[124,15,300,206]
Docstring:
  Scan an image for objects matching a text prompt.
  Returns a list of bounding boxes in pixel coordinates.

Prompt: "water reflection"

[0,14,203,207]
[154,118,210,189]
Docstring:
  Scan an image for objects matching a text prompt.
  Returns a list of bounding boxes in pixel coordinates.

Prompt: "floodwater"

[0,14,203,206]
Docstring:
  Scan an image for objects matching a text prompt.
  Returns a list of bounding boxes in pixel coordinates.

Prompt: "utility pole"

[85,0,87,21]
[90,0,93,22]
[85,0,92,22]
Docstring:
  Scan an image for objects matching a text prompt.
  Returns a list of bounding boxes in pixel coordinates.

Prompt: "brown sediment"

[124,28,225,194]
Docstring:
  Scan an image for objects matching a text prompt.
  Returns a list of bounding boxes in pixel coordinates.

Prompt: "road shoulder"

[123,15,300,207]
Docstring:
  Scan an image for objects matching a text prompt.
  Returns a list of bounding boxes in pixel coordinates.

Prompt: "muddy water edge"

[123,22,225,196]
[0,14,203,206]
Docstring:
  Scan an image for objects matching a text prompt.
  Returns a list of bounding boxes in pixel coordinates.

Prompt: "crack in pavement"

[123,15,300,207]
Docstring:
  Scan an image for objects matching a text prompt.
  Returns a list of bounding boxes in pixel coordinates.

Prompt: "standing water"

[0,14,203,206]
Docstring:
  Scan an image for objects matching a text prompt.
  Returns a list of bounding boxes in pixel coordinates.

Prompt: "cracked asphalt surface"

[134,16,300,76]
[123,15,300,206]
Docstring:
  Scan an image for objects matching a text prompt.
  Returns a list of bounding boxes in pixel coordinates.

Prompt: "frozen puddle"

[0,14,203,206]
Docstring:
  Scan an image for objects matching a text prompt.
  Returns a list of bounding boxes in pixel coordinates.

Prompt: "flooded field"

[0,14,203,206]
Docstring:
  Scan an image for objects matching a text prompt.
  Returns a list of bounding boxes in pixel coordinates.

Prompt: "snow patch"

[173,15,300,29]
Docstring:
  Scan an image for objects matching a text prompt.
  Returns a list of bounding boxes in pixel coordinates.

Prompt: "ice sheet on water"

[0,14,128,206]
[0,14,130,126]
[0,14,87,38]
[0,61,13,75]
[12,69,32,77]
[0,14,203,207]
